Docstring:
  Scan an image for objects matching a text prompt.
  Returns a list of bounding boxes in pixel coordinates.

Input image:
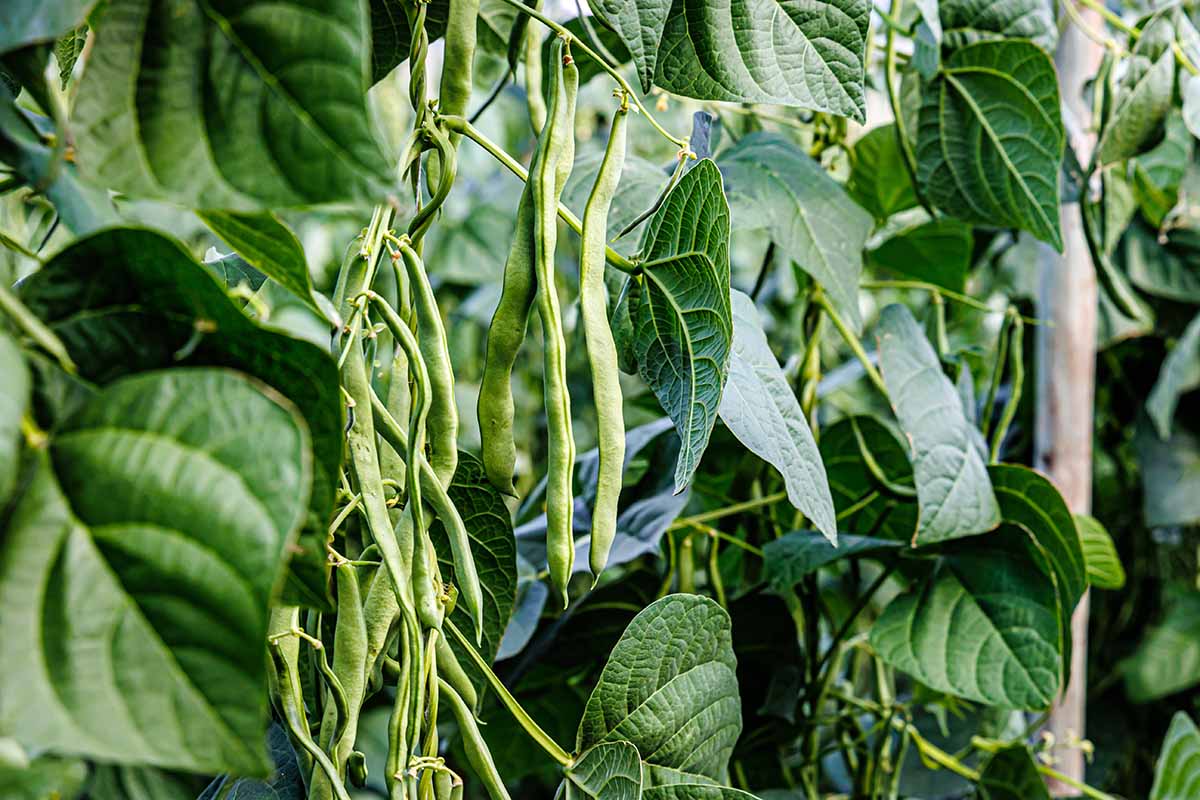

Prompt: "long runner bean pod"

[395,240,458,487]
[439,678,512,800]
[313,563,368,794]
[439,0,479,140]
[533,36,579,603]
[477,188,535,496]
[580,100,628,580]
[435,631,478,711]
[369,294,485,637]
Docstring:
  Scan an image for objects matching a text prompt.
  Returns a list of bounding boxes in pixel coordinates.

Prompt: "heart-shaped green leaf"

[939,0,1057,52]
[868,218,973,293]
[576,594,741,784]
[624,159,732,493]
[762,533,902,595]
[871,527,1061,709]
[846,124,919,224]
[1074,514,1125,591]
[0,368,311,775]
[74,0,393,209]
[654,0,870,120]
[877,304,1000,545]
[916,39,1064,249]
[820,415,918,543]
[720,133,871,332]
[20,228,341,609]
[977,744,1049,800]
[719,290,836,542]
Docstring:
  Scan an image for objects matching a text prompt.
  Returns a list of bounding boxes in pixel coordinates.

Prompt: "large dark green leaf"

[19,228,341,609]
[74,0,393,209]
[624,159,732,492]
[720,133,871,331]
[1147,311,1200,440]
[1096,24,1175,166]
[1125,592,1200,703]
[88,765,205,800]
[1124,224,1200,304]
[939,0,1056,52]
[576,594,741,784]
[868,218,973,293]
[564,740,643,800]
[0,0,95,54]
[916,40,1064,249]
[820,415,918,542]
[198,211,322,317]
[654,0,870,120]
[0,330,29,505]
[989,464,1087,622]
[719,290,835,542]
[871,527,1061,709]
[430,451,517,698]
[1151,712,1200,800]
[590,0,670,93]
[762,532,901,594]
[977,744,1049,800]
[197,724,305,800]
[644,788,760,800]
[877,304,999,544]
[847,124,919,224]
[0,369,311,775]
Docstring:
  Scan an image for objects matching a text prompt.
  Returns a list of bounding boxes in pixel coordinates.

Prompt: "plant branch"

[0,282,76,373]
[813,291,887,397]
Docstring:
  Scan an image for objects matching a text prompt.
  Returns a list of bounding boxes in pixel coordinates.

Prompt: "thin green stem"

[1036,765,1118,800]
[439,115,637,274]
[492,0,688,147]
[813,291,887,397]
[669,491,788,531]
[682,520,765,558]
[885,0,922,210]
[861,280,1041,324]
[444,618,572,767]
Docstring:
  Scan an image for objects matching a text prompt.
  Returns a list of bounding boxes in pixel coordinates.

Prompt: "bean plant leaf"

[1147,311,1200,440]
[719,290,836,542]
[1151,712,1200,800]
[198,211,323,317]
[762,533,902,594]
[868,218,973,293]
[626,159,732,493]
[654,0,870,121]
[0,369,312,775]
[197,724,305,800]
[576,594,741,783]
[19,228,341,610]
[989,464,1087,621]
[720,133,872,332]
[564,740,643,800]
[1137,419,1200,529]
[54,24,87,88]
[1124,224,1200,304]
[643,788,761,800]
[1074,513,1125,591]
[916,40,1064,249]
[847,124,919,223]
[0,331,29,505]
[590,0,670,93]
[1184,74,1200,140]
[871,527,1061,709]
[977,744,1050,800]
[1129,111,1192,228]
[430,451,518,698]
[820,415,918,542]
[0,0,95,54]
[88,765,205,800]
[1096,38,1175,166]
[939,0,1057,52]
[877,304,1000,545]
[1124,592,1200,703]
[74,0,394,209]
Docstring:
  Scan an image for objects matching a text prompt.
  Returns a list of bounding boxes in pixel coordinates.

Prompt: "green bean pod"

[435,633,478,711]
[315,563,368,789]
[399,242,458,487]
[434,770,454,800]
[439,678,511,800]
[580,103,628,580]
[532,37,579,604]
[524,6,547,133]
[477,193,535,496]
[439,0,479,137]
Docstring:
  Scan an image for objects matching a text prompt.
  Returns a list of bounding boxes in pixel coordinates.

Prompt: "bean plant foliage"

[0,0,1198,799]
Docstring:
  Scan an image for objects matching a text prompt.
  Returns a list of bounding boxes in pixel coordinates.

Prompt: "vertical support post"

[1036,4,1104,793]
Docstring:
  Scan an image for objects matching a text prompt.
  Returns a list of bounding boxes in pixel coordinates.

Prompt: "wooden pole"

[1036,4,1104,793]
